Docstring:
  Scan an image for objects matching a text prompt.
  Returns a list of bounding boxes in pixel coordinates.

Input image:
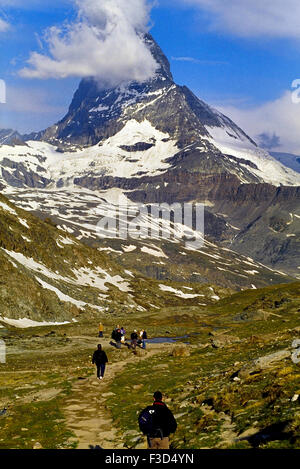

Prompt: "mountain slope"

[5,188,294,290]
[0,34,299,279]
[0,193,238,324]
[271,152,300,174]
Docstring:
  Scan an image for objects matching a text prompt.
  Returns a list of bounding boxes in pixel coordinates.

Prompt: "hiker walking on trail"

[98,322,104,338]
[138,391,177,449]
[131,330,138,350]
[141,329,147,349]
[92,344,108,380]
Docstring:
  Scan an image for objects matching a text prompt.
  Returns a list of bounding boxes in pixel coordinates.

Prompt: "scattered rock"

[211,335,240,349]
[238,350,291,378]
[179,401,189,408]
[33,442,43,449]
[171,345,190,357]
[291,394,299,402]
[133,384,144,390]
[124,430,139,437]
[153,364,169,370]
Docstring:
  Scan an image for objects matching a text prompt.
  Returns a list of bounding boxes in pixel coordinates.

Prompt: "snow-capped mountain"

[16,33,299,188]
[0,129,24,146]
[0,34,299,278]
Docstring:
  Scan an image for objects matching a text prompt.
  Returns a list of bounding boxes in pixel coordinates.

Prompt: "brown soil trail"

[63,341,170,449]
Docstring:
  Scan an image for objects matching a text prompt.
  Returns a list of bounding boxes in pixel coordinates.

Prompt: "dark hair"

[153,391,163,401]
[97,344,102,350]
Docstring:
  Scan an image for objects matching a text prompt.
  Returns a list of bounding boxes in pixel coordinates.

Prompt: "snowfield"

[1,117,299,193]
[0,120,178,188]
[205,125,300,186]
[159,284,203,299]
[0,317,71,328]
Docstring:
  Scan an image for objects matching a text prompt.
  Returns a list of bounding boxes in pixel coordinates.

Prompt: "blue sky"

[1,0,300,153]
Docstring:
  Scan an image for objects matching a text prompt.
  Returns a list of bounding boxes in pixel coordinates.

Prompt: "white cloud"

[216,90,300,154]
[182,0,300,38]
[0,17,10,32]
[19,0,158,87]
[171,56,227,65]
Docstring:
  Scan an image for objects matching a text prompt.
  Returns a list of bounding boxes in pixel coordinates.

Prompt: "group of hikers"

[98,323,148,350]
[92,326,177,449]
[92,324,148,380]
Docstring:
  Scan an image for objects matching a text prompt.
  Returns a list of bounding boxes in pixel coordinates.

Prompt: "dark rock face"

[1,160,51,189]
[119,142,155,152]
[0,129,25,146]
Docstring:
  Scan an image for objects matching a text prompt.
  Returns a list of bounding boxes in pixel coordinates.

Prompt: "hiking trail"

[63,340,168,449]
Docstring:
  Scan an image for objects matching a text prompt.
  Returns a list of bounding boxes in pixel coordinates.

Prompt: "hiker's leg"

[159,437,170,449]
[149,438,163,449]
[150,437,169,449]
[100,364,106,377]
[96,365,100,378]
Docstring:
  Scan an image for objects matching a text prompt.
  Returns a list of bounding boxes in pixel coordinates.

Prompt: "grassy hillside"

[0,193,232,325]
[0,281,299,449]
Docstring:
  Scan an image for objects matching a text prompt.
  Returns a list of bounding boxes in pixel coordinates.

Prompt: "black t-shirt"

[145,401,177,437]
[92,350,108,365]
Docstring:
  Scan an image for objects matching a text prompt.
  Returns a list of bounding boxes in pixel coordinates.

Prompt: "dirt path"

[63,342,169,449]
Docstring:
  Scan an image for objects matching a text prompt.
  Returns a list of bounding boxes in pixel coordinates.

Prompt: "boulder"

[239,350,291,378]
[211,334,240,349]
[172,345,190,357]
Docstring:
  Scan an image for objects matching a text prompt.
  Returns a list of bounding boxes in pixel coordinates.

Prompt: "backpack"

[138,407,163,438]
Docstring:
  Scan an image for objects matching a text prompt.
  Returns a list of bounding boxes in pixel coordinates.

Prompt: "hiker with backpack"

[138,391,177,449]
[131,330,138,350]
[92,344,108,380]
[111,326,122,349]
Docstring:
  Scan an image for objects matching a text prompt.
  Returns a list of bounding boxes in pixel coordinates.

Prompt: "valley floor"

[1,283,300,449]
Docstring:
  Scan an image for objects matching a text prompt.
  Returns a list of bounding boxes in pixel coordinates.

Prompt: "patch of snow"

[159,284,202,299]
[122,245,137,253]
[0,316,70,328]
[205,125,300,186]
[0,200,17,216]
[141,246,168,258]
